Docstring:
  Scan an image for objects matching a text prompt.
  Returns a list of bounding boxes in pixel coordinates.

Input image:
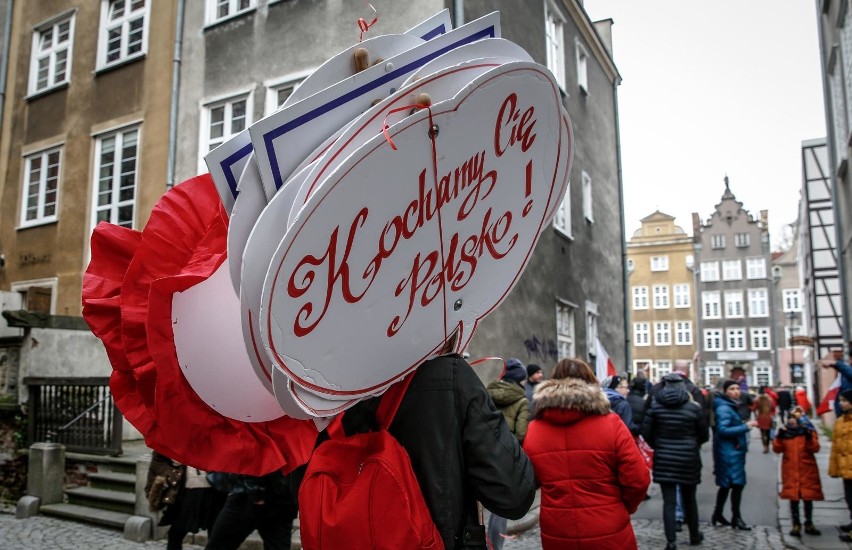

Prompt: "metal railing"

[25,377,123,455]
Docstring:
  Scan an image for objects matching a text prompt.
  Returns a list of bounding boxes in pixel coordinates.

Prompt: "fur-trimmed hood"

[532,378,611,423]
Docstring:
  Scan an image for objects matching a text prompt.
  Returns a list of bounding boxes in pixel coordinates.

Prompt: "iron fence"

[24,377,123,455]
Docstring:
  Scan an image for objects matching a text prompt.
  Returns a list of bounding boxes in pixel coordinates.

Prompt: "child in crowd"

[774,407,823,537]
[830,390,852,542]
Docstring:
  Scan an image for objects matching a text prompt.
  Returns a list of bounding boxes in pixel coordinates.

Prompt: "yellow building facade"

[627,212,698,382]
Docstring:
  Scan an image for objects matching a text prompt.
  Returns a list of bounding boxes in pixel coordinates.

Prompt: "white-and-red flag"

[817,374,842,416]
[595,338,617,382]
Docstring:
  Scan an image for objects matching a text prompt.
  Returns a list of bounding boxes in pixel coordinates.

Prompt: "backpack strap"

[374,373,416,429]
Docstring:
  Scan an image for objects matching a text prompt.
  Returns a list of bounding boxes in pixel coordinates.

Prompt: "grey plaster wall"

[17,329,110,394]
[175,0,442,182]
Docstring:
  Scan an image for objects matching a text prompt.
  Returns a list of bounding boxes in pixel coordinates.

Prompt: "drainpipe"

[166,0,185,190]
[453,0,464,26]
[613,79,630,371]
[0,0,14,133]
[815,5,850,359]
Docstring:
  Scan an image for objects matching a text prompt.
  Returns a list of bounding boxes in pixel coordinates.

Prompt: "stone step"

[66,452,138,475]
[88,471,137,492]
[65,486,136,514]
[40,502,131,530]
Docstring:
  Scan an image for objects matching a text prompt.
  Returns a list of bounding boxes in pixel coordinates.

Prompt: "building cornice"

[560,0,621,84]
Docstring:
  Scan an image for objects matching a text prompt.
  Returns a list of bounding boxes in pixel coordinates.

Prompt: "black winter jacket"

[389,354,536,549]
[627,390,647,429]
[642,379,709,485]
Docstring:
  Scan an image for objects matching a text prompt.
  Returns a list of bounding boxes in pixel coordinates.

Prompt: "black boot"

[689,532,704,545]
[665,543,677,550]
[731,517,752,531]
[710,512,730,527]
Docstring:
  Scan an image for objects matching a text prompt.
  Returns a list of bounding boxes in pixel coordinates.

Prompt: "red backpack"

[298,376,444,550]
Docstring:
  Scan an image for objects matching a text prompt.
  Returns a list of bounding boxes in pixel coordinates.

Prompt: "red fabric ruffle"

[82,174,317,475]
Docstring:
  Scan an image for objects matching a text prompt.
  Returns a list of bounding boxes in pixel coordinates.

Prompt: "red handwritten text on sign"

[286,92,539,338]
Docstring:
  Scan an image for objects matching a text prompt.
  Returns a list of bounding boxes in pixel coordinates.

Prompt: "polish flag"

[595,338,617,381]
[817,374,842,416]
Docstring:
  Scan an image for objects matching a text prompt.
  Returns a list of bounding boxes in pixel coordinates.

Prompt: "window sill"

[17,218,58,231]
[94,53,146,76]
[26,82,69,101]
[204,7,257,30]
[553,226,573,241]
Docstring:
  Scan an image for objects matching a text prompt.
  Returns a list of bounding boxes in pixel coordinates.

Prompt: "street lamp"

[770,266,783,387]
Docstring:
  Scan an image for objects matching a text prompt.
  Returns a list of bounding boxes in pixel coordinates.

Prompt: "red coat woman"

[524,372,650,549]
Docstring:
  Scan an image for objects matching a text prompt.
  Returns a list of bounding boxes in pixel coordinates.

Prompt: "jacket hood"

[532,378,611,421]
[657,382,689,407]
[604,387,626,403]
[713,393,738,410]
[487,379,526,407]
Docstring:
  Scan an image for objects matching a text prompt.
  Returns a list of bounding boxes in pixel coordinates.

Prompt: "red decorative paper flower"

[83,174,317,475]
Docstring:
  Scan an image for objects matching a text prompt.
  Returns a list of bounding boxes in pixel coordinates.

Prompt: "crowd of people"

[143,351,852,550]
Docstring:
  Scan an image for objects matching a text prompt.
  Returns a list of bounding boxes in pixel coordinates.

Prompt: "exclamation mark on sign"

[522,160,533,217]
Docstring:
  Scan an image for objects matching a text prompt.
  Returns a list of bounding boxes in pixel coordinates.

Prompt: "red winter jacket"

[523,378,650,550]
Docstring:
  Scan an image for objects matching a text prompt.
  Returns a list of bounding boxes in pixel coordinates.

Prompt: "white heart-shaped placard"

[260,62,571,399]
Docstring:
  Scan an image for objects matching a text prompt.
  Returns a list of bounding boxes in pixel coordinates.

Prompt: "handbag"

[635,435,654,470]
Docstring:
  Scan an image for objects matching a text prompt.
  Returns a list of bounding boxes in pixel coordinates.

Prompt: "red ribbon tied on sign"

[358,2,378,42]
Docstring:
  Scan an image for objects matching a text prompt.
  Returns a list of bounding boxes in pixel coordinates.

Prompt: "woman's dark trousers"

[661,482,698,542]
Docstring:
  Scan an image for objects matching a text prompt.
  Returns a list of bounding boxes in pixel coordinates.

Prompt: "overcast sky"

[583,1,826,249]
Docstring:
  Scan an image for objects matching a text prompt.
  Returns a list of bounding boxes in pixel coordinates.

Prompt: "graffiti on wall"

[523,335,558,363]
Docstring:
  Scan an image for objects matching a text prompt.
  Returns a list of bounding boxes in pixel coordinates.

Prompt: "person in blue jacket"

[602,374,639,435]
[820,352,852,415]
[710,379,758,531]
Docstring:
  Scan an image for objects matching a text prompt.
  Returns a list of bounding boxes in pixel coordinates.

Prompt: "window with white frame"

[747,288,769,317]
[735,233,750,247]
[29,13,74,95]
[632,286,648,310]
[724,290,744,318]
[675,321,692,345]
[93,126,139,229]
[722,259,742,281]
[654,322,671,345]
[726,328,746,351]
[700,261,719,282]
[556,302,575,359]
[755,365,772,386]
[553,188,571,236]
[651,256,669,271]
[576,39,589,94]
[586,301,598,362]
[544,1,566,90]
[634,322,650,346]
[702,291,721,319]
[653,285,669,309]
[674,284,691,308]
[704,329,723,351]
[582,171,593,222]
[11,278,57,314]
[782,289,802,312]
[200,93,251,167]
[711,234,725,249]
[20,147,61,227]
[97,0,149,70]
[655,361,672,379]
[785,323,803,342]
[206,0,255,25]
[265,77,304,115]
[746,257,766,279]
[705,365,723,387]
[750,327,770,350]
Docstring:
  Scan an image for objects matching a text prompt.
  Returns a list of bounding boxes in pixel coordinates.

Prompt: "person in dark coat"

[525,363,543,414]
[602,374,638,435]
[389,353,536,548]
[627,376,648,429]
[711,380,758,530]
[776,385,793,423]
[643,373,709,549]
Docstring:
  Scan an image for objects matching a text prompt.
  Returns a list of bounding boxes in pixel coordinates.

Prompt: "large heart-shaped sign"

[260,62,571,397]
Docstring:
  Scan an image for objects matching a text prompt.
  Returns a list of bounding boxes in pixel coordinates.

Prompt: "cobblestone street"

[0,512,793,550]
